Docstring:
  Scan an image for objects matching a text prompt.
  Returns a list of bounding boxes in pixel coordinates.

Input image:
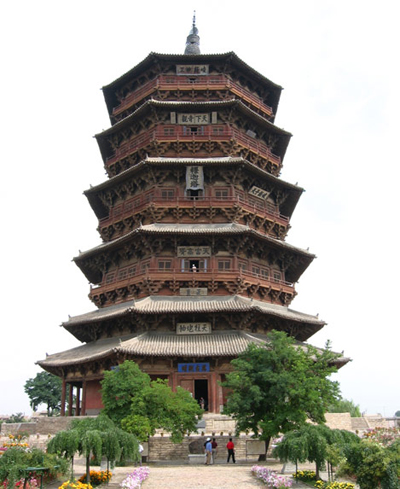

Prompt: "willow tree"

[48,414,139,483]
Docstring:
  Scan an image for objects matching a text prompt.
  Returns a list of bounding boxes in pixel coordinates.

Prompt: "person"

[211,437,218,464]
[205,437,212,465]
[199,397,205,409]
[226,437,235,463]
[192,264,197,273]
[138,443,144,466]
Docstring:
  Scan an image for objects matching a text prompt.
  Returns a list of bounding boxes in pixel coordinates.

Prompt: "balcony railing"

[105,125,281,169]
[90,267,294,295]
[99,194,289,228]
[112,75,273,118]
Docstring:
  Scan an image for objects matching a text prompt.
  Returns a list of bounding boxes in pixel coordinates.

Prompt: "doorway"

[195,379,208,411]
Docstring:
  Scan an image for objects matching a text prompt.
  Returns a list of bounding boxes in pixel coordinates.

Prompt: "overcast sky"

[1,0,399,417]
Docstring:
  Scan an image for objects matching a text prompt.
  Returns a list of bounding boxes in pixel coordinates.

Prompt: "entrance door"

[195,379,208,411]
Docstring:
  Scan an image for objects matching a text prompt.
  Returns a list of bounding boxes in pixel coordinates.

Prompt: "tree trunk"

[257,437,271,461]
[86,456,90,484]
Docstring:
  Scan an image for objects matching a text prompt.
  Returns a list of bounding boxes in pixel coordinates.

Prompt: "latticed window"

[215,189,229,199]
[218,259,232,270]
[105,272,115,284]
[164,127,175,136]
[158,260,172,270]
[273,270,282,282]
[161,189,175,199]
[127,265,136,277]
[118,268,128,280]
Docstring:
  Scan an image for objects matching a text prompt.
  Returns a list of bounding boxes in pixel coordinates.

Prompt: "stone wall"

[148,435,261,462]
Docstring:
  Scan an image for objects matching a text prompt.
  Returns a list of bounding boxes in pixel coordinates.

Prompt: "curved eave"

[61,295,324,341]
[102,52,283,117]
[95,98,291,163]
[84,156,303,220]
[74,223,314,283]
[38,328,348,374]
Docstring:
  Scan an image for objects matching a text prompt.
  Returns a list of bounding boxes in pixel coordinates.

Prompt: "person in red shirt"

[226,437,235,463]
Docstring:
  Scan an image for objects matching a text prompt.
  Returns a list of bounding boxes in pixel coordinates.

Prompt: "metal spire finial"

[184,11,200,55]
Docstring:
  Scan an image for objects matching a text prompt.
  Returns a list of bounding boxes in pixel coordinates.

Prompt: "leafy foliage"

[101,362,150,425]
[274,425,360,479]
[47,414,139,483]
[5,413,26,423]
[222,331,341,449]
[328,398,361,417]
[24,372,62,416]
[344,439,400,489]
[102,361,203,442]
[0,447,68,488]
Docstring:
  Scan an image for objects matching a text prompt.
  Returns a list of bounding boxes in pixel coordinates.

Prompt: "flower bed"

[315,482,355,489]
[251,466,292,488]
[78,471,112,486]
[293,470,317,483]
[59,481,93,489]
[120,467,150,489]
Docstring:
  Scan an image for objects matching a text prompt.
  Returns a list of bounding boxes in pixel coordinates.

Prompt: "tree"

[101,361,150,425]
[222,330,341,454]
[273,424,360,480]
[122,379,203,442]
[101,360,203,442]
[395,410,400,417]
[328,398,361,417]
[24,371,62,416]
[47,413,139,483]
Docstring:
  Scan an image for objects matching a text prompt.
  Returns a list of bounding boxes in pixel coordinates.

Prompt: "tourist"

[199,397,205,409]
[205,437,212,465]
[226,437,235,463]
[211,437,218,464]
[138,443,144,466]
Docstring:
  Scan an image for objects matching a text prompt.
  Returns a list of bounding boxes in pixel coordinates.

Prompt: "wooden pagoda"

[38,20,348,415]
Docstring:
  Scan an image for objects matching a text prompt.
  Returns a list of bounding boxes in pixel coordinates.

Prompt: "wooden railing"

[99,194,289,228]
[112,75,273,118]
[105,125,281,168]
[90,267,294,295]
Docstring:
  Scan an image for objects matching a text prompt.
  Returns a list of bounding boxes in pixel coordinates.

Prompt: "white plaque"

[177,322,211,334]
[176,65,209,75]
[178,113,210,124]
[179,288,208,296]
[177,246,211,257]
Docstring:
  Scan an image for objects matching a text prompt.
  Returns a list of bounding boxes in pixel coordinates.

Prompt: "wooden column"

[68,384,73,416]
[210,371,218,413]
[76,386,81,416]
[81,380,87,416]
[61,379,66,417]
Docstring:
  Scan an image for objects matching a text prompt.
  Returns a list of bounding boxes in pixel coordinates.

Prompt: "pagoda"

[38,19,348,416]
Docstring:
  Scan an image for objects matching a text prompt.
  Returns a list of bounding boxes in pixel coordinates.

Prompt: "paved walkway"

[53,459,310,489]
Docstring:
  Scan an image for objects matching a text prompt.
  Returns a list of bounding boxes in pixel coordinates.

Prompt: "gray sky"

[1,0,399,417]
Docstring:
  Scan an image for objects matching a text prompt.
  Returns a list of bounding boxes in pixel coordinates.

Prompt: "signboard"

[180,288,208,296]
[249,186,271,200]
[177,322,211,335]
[186,166,204,190]
[178,362,210,373]
[176,65,209,75]
[178,113,210,124]
[177,246,211,257]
